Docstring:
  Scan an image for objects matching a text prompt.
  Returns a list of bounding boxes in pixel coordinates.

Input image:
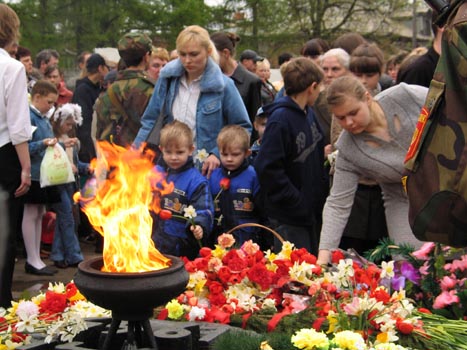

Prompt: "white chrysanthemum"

[372,343,410,350]
[16,301,39,319]
[188,306,206,321]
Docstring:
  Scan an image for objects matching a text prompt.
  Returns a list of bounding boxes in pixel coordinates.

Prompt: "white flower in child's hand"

[183,205,197,220]
[194,149,209,163]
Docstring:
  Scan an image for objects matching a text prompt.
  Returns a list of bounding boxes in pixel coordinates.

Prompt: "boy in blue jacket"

[209,125,262,247]
[254,57,327,255]
[152,120,213,260]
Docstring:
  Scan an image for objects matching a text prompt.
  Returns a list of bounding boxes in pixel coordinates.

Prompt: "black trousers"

[0,143,23,307]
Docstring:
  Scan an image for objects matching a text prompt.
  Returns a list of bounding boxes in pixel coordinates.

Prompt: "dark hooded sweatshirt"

[253,96,326,226]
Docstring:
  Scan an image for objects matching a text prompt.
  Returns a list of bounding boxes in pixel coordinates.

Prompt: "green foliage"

[364,237,416,264]
[212,330,295,350]
[6,0,427,68]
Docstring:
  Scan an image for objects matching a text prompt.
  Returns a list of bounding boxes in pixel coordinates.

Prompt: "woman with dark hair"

[301,38,330,62]
[210,31,262,137]
[0,3,32,307]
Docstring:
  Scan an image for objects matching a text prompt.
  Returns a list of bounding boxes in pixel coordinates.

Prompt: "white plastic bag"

[40,144,74,187]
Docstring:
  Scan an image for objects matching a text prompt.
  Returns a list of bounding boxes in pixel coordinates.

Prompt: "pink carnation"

[433,290,460,309]
[440,275,458,291]
[412,242,436,260]
[217,233,235,249]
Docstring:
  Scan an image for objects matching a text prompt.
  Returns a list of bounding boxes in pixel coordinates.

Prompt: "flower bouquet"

[155,235,467,350]
[0,282,110,349]
[367,239,467,320]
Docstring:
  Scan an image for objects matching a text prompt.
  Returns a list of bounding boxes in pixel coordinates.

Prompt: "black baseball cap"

[239,49,264,62]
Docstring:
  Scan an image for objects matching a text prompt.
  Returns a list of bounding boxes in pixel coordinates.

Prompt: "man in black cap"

[239,49,264,73]
[72,53,109,163]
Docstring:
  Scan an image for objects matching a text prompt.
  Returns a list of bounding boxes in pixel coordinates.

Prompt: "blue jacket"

[133,58,252,157]
[254,96,326,226]
[209,161,261,245]
[152,158,214,259]
[29,107,55,181]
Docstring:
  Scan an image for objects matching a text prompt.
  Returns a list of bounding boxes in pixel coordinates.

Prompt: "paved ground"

[12,239,100,301]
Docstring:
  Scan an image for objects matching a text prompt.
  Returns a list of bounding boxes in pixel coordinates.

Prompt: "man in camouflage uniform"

[95,32,154,146]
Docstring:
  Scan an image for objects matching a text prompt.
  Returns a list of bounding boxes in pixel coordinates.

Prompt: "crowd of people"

[0,2,443,307]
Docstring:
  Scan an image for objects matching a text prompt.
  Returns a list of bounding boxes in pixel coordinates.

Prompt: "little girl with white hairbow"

[48,103,90,269]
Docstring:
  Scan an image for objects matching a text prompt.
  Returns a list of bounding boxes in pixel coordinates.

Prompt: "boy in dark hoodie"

[254,57,326,255]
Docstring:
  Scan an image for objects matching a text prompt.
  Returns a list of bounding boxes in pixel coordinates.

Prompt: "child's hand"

[190,225,203,240]
[64,137,78,148]
[43,138,57,146]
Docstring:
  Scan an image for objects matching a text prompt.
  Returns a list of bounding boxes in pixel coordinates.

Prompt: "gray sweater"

[319,83,428,251]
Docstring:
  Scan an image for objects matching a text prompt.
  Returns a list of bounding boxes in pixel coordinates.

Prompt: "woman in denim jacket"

[134,25,251,178]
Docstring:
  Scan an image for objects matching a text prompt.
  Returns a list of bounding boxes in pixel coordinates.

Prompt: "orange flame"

[74,142,174,273]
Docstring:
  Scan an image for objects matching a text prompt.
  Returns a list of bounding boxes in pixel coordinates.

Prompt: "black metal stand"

[102,318,158,350]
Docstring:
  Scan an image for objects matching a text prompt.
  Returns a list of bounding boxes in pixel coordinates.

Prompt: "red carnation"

[331,250,345,264]
[208,292,227,307]
[217,266,232,284]
[247,263,274,290]
[65,282,78,299]
[208,281,225,295]
[40,291,68,314]
[371,288,391,304]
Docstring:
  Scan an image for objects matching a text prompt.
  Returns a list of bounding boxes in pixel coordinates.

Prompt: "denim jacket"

[29,107,55,181]
[133,58,251,157]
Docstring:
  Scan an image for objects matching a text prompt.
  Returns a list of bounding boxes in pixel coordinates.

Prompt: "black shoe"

[67,260,83,268]
[54,260,68,269]
[25,262,57,276]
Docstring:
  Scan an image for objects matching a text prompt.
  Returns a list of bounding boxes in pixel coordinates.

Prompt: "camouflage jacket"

[95,69,154,146]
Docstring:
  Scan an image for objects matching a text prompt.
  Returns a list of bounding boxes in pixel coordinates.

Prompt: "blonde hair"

[326,75,367,108]
[151,47,169,61]
[256,58,270,70]
[176,25,215,58]
[159,120,193,148]
[217,125,250,152]
[0,4,20,48]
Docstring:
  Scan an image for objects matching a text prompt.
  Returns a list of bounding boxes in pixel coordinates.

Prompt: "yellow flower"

[166,300,184,320]
[332,331,366,350]
[291,328,329,350]
[326,311,338,334]
[260,340,274,350]
[277,241,294,260]
[212,245,227,259]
